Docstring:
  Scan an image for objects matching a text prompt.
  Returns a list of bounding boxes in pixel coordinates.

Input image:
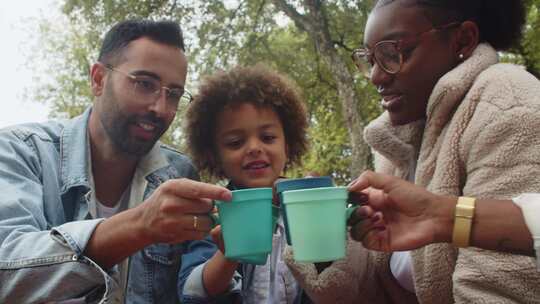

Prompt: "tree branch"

[251,0,267,34]
[168,0,178,15]
[270,0,311,32]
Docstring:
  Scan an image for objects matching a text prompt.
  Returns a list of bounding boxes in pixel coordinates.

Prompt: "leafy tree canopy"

[28,0,540,184]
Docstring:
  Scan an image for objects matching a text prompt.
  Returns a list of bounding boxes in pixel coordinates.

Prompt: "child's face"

[215,103,287,188]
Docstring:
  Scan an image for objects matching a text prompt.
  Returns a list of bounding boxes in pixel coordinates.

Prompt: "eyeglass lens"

[131,76,190,104]
[353,42,402,77]
[375,42,401,74]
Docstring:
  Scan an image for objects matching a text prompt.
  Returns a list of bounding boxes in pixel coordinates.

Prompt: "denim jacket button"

[72,254,78,261]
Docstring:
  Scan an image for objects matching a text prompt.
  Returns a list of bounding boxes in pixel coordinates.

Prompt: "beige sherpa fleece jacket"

[284,44,540,304]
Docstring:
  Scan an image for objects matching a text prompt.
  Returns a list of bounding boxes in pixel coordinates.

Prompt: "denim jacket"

[0,108,198,303]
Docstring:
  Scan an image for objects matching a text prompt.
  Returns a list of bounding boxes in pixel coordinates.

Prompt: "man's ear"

[90,63,107,96]
[453,21,480,61]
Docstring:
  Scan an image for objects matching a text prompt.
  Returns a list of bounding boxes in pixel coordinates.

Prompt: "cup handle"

[210,213,220,228]
[345,190,366,226]
[345,205,359,222]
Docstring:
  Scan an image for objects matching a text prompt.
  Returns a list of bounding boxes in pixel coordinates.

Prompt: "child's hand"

[210,225,226,254]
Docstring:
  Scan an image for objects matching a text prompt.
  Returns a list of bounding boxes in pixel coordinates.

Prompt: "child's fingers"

[210,225,221,242]
[210,225,226,253]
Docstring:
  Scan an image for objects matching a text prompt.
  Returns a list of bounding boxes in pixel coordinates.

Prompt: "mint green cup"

[234,205,280,265]
[215,188,273,260]
[282,186,356,262]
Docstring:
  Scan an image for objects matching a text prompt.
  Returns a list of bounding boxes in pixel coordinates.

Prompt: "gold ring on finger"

[193,215,198,230]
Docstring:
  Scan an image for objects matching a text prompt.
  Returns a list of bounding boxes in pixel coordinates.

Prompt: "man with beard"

[0,20,230,303]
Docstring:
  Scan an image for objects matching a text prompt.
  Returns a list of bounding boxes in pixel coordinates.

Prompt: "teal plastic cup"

[234,205,280,265]
[215,188,273,260]
[275,177,334,245]
[282,186,357,262]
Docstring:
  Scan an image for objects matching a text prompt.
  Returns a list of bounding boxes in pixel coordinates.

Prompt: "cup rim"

[275,176,334,194]
[216,187,273,204]
[281,186,348,204]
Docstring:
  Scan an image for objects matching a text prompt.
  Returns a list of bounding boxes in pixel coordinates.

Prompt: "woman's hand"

[347,171,454,252]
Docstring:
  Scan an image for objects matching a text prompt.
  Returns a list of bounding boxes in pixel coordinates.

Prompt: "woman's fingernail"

[349,192,368,204]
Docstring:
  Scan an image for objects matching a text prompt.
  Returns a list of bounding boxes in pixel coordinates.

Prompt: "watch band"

[452,196,476,248]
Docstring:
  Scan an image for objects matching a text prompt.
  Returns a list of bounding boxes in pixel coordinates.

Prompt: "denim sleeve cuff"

[51,218,105,256]
[183,262,241,300]
[512,193,540,270]
[51,218,121,302]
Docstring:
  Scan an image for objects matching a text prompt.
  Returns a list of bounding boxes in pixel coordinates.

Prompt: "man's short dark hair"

[98,19,185,65]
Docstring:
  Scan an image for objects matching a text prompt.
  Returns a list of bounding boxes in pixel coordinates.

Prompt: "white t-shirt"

[93,187,132,304]
[96,199,124,219]
[512,193,540,270]
[243,217,300,303]
[390,251,415,293]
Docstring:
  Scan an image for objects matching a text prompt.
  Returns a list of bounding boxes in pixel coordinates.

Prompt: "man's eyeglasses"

[351,22,461,77]
[102,63,193,109]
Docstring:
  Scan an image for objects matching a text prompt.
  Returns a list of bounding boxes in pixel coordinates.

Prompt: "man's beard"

[100,86,167,157]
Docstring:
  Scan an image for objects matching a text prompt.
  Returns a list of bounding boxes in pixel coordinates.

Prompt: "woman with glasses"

[285,0,540,303]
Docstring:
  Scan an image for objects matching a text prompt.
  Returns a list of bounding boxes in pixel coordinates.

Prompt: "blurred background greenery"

[27,0,540,184]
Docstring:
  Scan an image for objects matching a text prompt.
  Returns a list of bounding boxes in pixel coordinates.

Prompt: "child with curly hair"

[178,64,310,304]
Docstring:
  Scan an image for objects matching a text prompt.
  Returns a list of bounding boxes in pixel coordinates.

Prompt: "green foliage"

[28,0,540,184]
[25,23,87,118]
[28,0,372,184]
[497,0,540,77]
[521,0,540,77]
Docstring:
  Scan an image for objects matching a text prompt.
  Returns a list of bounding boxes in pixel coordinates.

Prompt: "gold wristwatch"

[452,196,476,248]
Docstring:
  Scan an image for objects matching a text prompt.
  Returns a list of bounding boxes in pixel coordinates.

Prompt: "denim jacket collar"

[59,107,173,196]
[59,107,93,195]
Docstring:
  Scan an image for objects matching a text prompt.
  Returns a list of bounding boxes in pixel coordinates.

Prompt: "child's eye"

[224,139,244,149]
[261,134,277,143]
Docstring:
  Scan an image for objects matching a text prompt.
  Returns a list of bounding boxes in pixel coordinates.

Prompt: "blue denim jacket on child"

[0,108,198,303]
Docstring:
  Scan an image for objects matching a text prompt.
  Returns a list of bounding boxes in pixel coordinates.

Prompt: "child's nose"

[246,139,263,155]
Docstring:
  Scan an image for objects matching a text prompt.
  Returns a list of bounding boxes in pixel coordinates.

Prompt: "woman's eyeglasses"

[351,22,461,77]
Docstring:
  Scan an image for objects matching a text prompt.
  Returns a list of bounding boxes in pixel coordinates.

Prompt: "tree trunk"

[271,0,371,177]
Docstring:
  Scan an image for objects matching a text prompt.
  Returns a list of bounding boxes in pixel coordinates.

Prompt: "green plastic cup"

[282,186,356,262]
[275,177,335,245]
[215,188,273,260]
[234,205,280,265]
